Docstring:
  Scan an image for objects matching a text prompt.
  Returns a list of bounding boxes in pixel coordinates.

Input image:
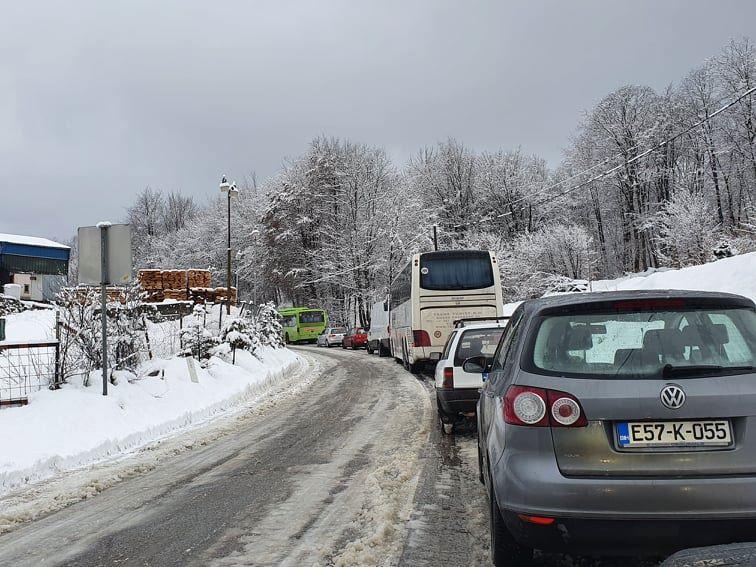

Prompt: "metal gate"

[0,340,60,407]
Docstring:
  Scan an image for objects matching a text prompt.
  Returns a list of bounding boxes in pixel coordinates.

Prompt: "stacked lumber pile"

[138,268,216,304]
[189,287,216,304]
[137,269,163,291]
[214,287,238,305]
[163,289,188,301]
[144,290,165,302]
[188,269,212,288]
[161,270,187,290]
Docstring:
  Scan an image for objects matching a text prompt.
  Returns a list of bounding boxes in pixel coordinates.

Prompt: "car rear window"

[527,306,756,378]
[331,327,346,334]
[454,328,505,366]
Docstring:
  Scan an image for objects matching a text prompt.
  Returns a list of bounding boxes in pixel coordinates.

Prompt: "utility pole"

[99,224,109,396]
[219,176,238,315]
[432,224,439,251]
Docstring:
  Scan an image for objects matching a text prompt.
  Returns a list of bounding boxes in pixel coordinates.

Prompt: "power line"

[451,85,756,231]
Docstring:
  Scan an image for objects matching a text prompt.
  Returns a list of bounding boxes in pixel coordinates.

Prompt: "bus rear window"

[420,252,494,291]
[300,311,325,324]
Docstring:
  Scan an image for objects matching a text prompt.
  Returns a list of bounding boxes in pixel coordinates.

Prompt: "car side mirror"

[429,352,441,362]
[462,355,487,374]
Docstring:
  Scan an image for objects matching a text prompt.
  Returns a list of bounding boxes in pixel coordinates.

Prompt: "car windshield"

[528,306,756,378]
[529,308,756,378]
[454,328,505,366]
[300,311,325,323]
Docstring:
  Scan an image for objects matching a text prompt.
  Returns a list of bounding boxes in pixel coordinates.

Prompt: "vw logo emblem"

[660,384,686,409]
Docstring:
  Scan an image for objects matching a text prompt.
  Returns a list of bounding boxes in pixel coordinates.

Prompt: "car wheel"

[488,467,533,566]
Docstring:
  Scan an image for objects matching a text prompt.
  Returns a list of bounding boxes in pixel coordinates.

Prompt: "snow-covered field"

[0,309,301,496]
[590,252,756,301]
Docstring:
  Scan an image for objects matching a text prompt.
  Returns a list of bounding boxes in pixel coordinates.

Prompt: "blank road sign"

[78,224,133,285]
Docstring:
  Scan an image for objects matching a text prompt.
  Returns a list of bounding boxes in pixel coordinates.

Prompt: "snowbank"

[0,309,55,344]
[590,252,756,301]
[0,345,301,495]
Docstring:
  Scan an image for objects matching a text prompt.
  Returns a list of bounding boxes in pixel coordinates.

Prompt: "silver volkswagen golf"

[474,290,756,565]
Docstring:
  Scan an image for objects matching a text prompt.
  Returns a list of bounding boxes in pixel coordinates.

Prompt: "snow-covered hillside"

[591,252,756,301]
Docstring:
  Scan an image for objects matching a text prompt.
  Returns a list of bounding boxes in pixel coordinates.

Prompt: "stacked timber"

[137,269,163,291]
[188,269,212,288]
[163,289,189,301]
[144,290,165,302]
[214,287,238,305]
[189,287,216,304]
[161,270,187,290]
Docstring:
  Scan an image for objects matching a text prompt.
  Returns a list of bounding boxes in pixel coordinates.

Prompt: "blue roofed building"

[0,233,70,301]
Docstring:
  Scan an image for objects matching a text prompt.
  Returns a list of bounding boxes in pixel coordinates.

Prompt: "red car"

[342,328,368,349]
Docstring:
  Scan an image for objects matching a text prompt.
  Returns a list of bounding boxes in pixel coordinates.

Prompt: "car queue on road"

[283,249,756,566]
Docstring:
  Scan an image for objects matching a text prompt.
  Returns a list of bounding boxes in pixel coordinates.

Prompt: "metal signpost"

[78,223,132,396]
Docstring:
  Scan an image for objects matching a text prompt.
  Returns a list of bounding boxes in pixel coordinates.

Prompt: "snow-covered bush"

[55,283,146,384]
[254,302,284,348]
[220,316,259,353]
[179,325,220,362]
[180,305,220,362]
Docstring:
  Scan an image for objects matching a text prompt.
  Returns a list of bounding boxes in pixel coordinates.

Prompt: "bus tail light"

[442,367,454,388]
[412,330,431,347]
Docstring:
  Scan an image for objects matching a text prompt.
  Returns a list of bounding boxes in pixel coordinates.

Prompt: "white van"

[367,299,390,356]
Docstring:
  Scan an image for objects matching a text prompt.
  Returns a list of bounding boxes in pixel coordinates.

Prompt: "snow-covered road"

[0,346,431,566]
[0,346,667,566]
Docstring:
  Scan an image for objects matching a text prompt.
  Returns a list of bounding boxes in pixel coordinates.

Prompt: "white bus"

[389,250,503,371]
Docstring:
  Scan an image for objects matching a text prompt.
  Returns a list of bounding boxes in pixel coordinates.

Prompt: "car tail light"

[503,386,587,428]
[517,514,555,526]
[504,386,548,426]
[547,390,587,427]
[442,367,454,389]
[412,330,431,347]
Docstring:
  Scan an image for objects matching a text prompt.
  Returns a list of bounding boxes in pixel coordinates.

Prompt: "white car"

[317,327,346,347]
[433,318,509,434]
[367,299,390,356]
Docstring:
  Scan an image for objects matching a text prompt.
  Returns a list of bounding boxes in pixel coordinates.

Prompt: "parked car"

[475,290,756,565]
[433,318,509,434]
[367,299,391,356]
[317,327,346,347]
[342,328,368,349]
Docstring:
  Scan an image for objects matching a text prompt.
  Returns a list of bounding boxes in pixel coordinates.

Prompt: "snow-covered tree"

[255,302,284,348]
[648,191,721,267]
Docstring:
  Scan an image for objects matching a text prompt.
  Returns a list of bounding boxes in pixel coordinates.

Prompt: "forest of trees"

[120,38,756,326]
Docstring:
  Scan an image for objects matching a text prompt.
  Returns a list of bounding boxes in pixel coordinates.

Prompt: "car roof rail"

[453,316,510,328]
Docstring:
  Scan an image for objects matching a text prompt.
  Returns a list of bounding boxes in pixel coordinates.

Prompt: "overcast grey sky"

[2,0,755,240]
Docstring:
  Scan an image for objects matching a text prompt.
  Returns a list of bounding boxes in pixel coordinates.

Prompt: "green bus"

[278,307,329,344]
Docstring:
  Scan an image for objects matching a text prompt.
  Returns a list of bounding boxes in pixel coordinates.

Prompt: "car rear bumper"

[436,387,480,415]
[494,434,756,525]
[502,510,756,555]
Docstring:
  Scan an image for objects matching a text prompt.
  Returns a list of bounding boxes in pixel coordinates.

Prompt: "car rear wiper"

[662,364,754,377]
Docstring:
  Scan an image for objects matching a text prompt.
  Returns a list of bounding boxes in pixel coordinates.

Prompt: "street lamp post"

[219,175,238,315]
